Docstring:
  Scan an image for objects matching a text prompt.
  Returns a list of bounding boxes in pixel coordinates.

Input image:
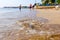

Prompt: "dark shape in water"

[19,4,21,11]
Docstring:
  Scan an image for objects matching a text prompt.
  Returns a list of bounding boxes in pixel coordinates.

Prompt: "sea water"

[0,8,36,18]
[0,8,36,31]
[0,8,48,31]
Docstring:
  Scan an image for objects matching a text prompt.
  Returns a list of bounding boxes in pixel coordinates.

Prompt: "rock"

[16,19,44,30]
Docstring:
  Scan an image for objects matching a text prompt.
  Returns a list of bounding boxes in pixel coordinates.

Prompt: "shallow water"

[0,8,49,31]
[0,8,37,31]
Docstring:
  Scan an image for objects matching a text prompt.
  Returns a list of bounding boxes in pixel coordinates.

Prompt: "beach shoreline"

[0,8,60,40]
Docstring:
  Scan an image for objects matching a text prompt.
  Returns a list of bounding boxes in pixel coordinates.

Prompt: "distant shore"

[3,6,30,8]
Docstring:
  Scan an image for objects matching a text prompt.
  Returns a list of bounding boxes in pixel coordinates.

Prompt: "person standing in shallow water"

[19,4,21,11]
[29,4,32,9]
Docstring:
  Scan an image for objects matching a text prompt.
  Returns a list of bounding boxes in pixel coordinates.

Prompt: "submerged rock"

[16,19,44,30]
[1,18,60,40]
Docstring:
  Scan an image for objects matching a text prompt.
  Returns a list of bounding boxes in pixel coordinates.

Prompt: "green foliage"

[57,0,60,4]
[42,0,60,5]
[42,0,48,6]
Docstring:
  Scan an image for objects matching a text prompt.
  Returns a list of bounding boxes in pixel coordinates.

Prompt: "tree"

[57,0,60,4]
[42,0,49,5]
[42,0,57,5]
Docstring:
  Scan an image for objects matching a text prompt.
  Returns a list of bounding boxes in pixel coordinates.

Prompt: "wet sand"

[36,9,60,24]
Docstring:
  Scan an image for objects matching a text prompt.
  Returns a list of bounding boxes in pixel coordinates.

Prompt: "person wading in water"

[19,4,21,11]
[29,4,32,9]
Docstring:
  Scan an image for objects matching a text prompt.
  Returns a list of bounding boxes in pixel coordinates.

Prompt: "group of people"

[19,4,35,10]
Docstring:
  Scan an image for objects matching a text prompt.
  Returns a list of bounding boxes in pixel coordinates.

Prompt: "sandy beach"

[0,8,60,40]
[36,9,60,24]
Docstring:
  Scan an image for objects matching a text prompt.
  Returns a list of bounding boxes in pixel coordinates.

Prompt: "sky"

[0,0,42,7]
